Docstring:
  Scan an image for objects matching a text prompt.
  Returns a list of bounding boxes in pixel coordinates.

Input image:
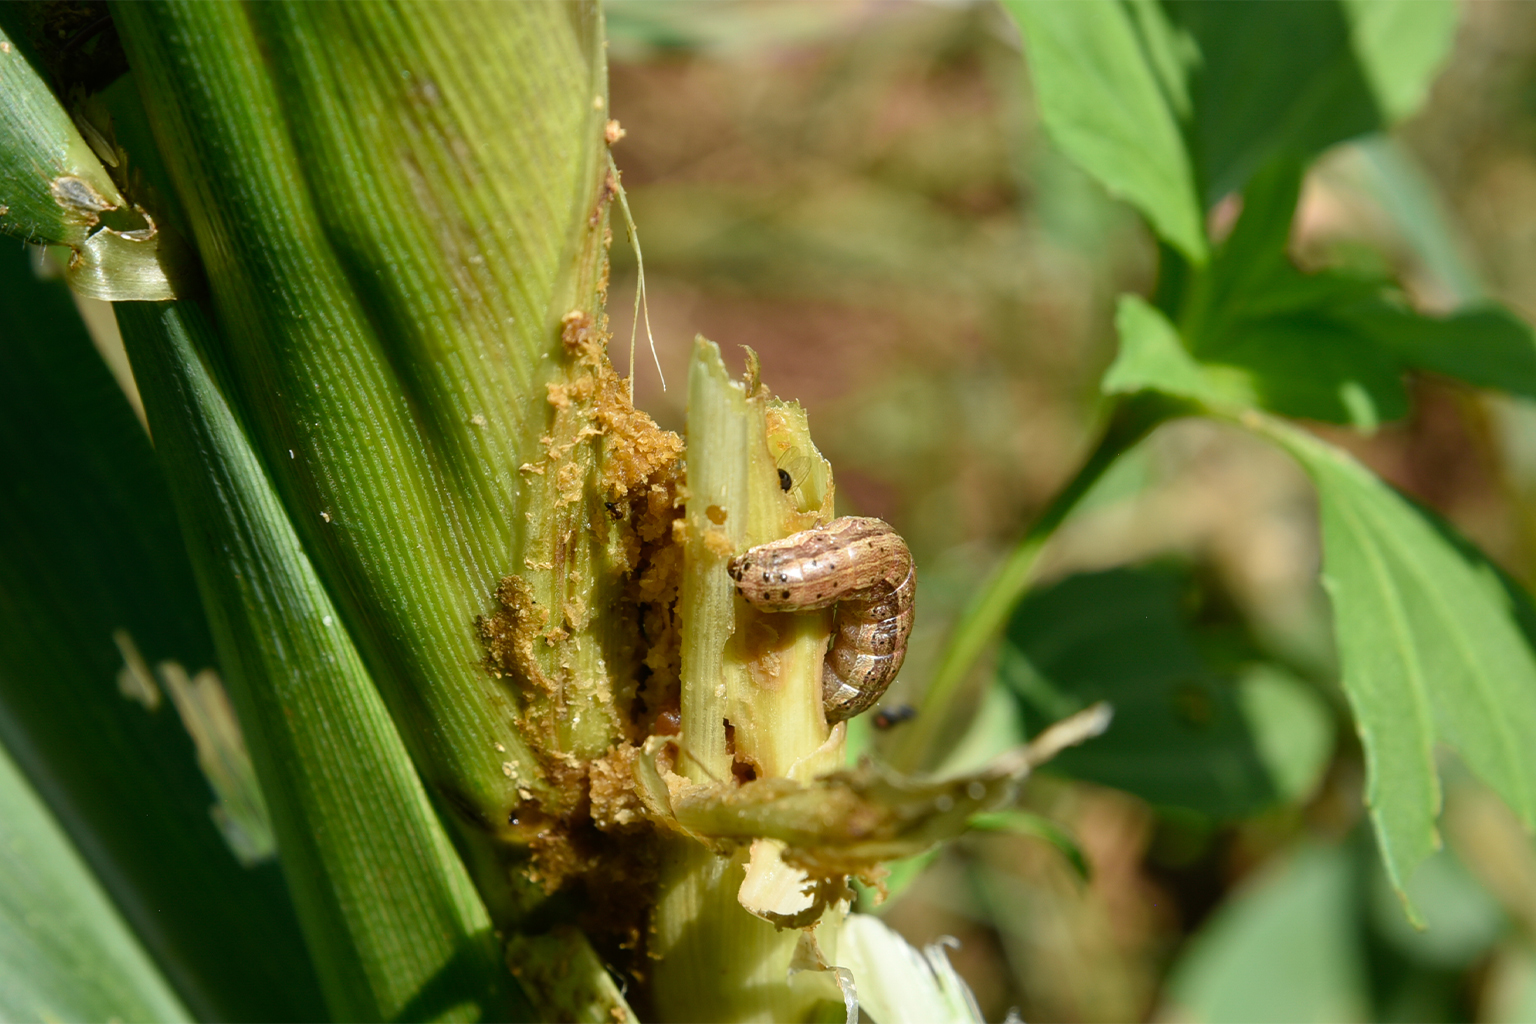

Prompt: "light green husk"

[108,0,637,934]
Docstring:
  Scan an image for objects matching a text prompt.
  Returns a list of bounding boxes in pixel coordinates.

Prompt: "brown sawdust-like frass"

[475,305,684,974]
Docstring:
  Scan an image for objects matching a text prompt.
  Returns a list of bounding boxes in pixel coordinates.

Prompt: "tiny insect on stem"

[872,704,917,730]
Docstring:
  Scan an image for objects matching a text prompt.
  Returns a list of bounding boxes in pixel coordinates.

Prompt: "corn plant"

[4,1,1536,1023]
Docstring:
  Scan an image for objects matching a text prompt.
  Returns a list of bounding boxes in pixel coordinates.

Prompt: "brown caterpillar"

[726,517,915,723]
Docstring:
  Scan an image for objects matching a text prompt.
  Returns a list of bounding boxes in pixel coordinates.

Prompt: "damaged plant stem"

[632,340,1114,1021]
[649,339,846,1022]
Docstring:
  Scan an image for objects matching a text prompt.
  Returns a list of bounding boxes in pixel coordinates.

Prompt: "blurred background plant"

[602,1,1536,1020]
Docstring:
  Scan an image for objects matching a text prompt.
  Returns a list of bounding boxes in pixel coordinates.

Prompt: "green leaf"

[1183,159,1380,340]
[116,300,528,1022]
[1112,159,1533,427]
[1166,843,1369,1023]
[1338,302,1536,400]
[0,743,189,1023]
[999,562,1333,819]
[1185,158,1309,334]
[1103,295,1238,408]
[1169,0,1380,204]
[0,20,125,246]
[1341,0,1459,123]
[1108,293,1400,429]
[0,244,326,1022]
[1006,0,1460,236]
[1002,0,1207,263]
[1156,1,1457,204]
[1203,316,1407,429]
[0,20,173,298]
[1253,417,1536,920]
[1177,160,1407,428]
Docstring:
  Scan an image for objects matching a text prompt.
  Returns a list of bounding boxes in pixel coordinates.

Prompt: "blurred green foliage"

[1001,562,1333,819]
[603,1,1536,1020]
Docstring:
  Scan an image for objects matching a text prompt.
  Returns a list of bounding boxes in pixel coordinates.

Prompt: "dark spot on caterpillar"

[779,468,793,491]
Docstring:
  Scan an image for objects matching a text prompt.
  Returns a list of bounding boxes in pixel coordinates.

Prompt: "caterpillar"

[726,516,915,723]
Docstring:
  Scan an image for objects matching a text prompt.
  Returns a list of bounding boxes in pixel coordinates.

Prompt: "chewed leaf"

[0,27,174,299]
[635,705,1111,877]
[0,24,123,247]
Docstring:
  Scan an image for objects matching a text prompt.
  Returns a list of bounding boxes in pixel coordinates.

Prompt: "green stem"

[651,340,844,1022]
[891,393,1173,772]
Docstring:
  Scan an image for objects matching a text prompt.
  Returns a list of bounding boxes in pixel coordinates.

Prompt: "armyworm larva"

[727,517,915,723]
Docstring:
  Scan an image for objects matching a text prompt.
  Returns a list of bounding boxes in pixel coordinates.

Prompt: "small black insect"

[778,468,793,491]
[871,704,917,730]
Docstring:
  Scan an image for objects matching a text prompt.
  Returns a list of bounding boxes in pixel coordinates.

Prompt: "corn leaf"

[0,244,326,1022]
[0,20,124,246]
[1002,0,1207,263]
[117,299,528,1022]
[0,742,188,1023]
[0,20,173,298]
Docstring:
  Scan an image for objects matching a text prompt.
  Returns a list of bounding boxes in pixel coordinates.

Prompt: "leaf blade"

[1254,417,1536,915]
[1171,0,1379,203]
[116,300,528,1022]
[0,743,190,1024]
[0,243,327,1022]
[0,20,124,247]
[0,19,174,298]
[1003,0,1207,263]
[1341,0,1459,123]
